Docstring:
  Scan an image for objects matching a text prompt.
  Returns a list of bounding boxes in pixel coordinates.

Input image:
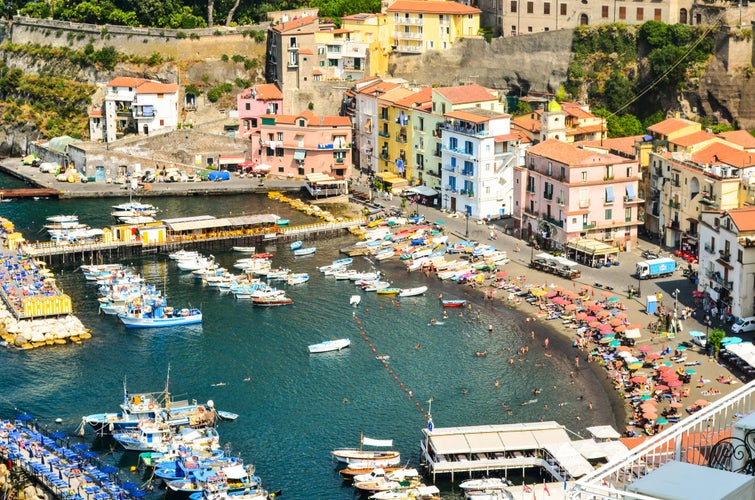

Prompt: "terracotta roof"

[718,129,755,149]
[494,133,519,142]
[253,83,283,101]
[560,102,595,119]
[578,135,645,157]
[378,87,416,105]
[527,139,624,166]
[570,123,604,136]
[356,80,402,97]
[727,207,755,232]
[89,109,103,117]
[320,115,351,126]
[273,16,319,34]
[107,77,147,88]
[434,84,496,105]
[386,0,481,15]
[669,130,716,148]
[647,117,699,136]
[393,87,433,108]
[691,142,755,168]
[312,69,323,76]
[136,82,178,94]
[298,48,314,55]
[342,13,379,20]
[511,116,541,133]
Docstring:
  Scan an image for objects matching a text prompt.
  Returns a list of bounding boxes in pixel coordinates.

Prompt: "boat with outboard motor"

[332,435,401,466]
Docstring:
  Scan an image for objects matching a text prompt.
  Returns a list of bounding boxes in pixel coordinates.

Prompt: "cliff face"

[387,30,574,95]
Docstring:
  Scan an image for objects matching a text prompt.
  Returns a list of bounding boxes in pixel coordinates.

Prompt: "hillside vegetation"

[567,22,720,136]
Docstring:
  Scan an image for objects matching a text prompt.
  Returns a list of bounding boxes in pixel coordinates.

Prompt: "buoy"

[389,370,393,374]
[405,388,409,393]
[399,383,404,387]
[415,402,420,406]
[393,376,398,381]
[371,347,376,352]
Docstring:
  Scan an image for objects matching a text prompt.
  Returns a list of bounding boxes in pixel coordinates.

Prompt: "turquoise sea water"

[0,175,614,497]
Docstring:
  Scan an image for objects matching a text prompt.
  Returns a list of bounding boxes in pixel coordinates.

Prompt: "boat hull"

[118,311,203,329]
[331,449,401,466]
[308,338,351,353]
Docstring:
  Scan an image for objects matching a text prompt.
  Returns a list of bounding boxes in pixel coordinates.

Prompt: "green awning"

[294,150,306,161]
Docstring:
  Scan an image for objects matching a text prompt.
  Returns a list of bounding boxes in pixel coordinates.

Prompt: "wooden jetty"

[0,188,60,199]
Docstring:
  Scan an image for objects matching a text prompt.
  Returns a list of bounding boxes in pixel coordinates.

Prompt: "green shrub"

[207,88,222,102]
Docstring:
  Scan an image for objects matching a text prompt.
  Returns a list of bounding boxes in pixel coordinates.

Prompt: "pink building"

[251,111,352,179]
[513,139,642,254]
[237,84,283,137]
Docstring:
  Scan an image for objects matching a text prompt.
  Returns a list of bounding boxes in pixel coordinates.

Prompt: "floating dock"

[420,421,627,483]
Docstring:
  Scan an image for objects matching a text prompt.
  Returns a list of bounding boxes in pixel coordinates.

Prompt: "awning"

[218,155,246,165]
[406,186,439,197]
[294,149,306,161]
[605,186,615,203]
[626,185,636,200]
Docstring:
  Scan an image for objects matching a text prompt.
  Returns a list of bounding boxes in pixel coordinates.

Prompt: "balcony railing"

[523,207,538,216]
[379,152,390,161]
[544,216,563,228]
[443,164,456,173]
[718,250,731,262]
[704,244,715,254]
[670,200,680,209]
[396,134,407,143]
[583,223,596,230]
[378,131,390,138]
[578,200,590,208]
[556,198,565,206]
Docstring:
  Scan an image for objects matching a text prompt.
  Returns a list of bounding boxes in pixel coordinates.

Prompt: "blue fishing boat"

[290,240,303,251]
[293,247,316,256]
[118,305,202,329]
[276,219,290,226]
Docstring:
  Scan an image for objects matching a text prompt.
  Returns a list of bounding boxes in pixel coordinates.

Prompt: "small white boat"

[459,477,510,491]
[293,247,316,256]
[350,295,361,306]
[308,338,351,353]
[287,273,310,285]
[363,281,391,292]
[398,286,428,297]
[232,246,256,253]
[216,410,239,421]
[370,485,441,499]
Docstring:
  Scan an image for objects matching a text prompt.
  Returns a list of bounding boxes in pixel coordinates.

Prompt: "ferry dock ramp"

[420,421,628,484]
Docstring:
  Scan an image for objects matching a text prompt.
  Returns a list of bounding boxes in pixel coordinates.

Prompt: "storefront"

[566,238,621,268]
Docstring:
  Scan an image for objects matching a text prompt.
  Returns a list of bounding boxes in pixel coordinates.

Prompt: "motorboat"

[177,255,215,272]
[442,299,467,307]
[287,273,310,285]
[232,246,256,253]
[353,468,421,492]
[290,240,303,251]
[169,250,200,260]
[308,338,351,353]
[459,477,511,491]
[118,305,203,329]
[332,436,401,466]
[398,286,428,297]
[114,424,220,453]
[252,296,293,307]
[370,486,441,499]
[376,288,400,296]
[362,281,391,292]
[350,295,361,306]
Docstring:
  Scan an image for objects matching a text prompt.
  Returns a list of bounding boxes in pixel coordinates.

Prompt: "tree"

[708,327,726,357]
[225,0,241,26]
[513,101,532,117]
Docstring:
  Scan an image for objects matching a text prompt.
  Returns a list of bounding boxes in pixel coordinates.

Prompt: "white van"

[731,316,755,334]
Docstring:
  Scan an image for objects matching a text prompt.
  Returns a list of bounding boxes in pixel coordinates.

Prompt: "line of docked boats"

[77,379,277,500]
[81,263,202,328]
[44,214,104,245]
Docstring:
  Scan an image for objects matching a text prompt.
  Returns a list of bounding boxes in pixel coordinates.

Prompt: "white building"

[698,207,755,320]
[440,108,520,219]
[93,77,179,143]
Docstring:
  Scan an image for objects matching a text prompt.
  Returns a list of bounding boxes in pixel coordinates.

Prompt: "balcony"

[544,216,563,228]
[669,220,680,230]
[459,190,475,198]
[443,164,456,173]
[460,169,474,177]
[583,223,596,230]
[670,200,680,209]
[704,244,716,254]
[578,200,590,208]
[378,131,390,138]
[335,158,344,164]
[623,196,644,204]
[523,207,538,217]
[708,271,733,290]
[379,152,390,161]
[718,250,731,263]
[396,134,407,143]
[395,17,423,25]
[556,198,565,206]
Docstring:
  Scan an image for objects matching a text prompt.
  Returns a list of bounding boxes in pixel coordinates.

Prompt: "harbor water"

[0,174,615,497]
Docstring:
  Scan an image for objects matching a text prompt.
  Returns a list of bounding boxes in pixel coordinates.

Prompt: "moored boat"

[118,306,203,329]
[332,436,401,466]
[232,246,256,253]
[252,296,293,307]
[398,286,428,297]
[290,240,303,250]
[293,247,316,256]
[350,295,361,306]
[308,338,351,353]
[376,288,400,296]
[442,299,467,307]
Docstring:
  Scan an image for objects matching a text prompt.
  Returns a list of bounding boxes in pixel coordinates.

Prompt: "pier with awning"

[565,238,620,267]
[420,421,598,482]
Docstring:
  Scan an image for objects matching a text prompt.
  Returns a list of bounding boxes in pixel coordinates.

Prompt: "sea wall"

[9,16,268,60]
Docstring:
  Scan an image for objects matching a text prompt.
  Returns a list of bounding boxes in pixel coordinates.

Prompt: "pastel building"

[513,139,641,251]
[698,207,755,320]
[237,84,283,138]
[250,111,352,179]
[511,100,606,145]
[265,16,320,94]
[341,13,391,77]
[385,0,482,54]
[439,108,520,219]
[92,77,179,143]
[314,26,371,81]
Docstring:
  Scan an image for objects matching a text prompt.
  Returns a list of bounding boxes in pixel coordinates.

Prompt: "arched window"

[680,8,688,24]
[580,14,589,25]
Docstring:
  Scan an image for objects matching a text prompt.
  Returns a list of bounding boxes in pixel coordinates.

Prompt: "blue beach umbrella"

[49,431,66,440]
[100,466,118,475]
[722,337,743,345]
[71,444,88,452]
[80,451,97,460]
[130,490,147,499]
[609,340,621,347]
[675,345,687,351]
[689,330,705,338]
[121,482,138,492]
[656,417,668,424]
[17,413,34,421]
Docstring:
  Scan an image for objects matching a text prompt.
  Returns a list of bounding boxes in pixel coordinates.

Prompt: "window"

[544,181,553,200]
[619,6,626,19]
[636,7,644,21]
[527,1,533,13]
[449,137,458,150]
[627,167,632,177]
[582,214,589,226]
[159,119,164,126]
[547,162,553,176]
[738,249,743,263]
[605,209,612,220]
[581,171,587,183]
[544,2,550,14]
[298,119,305,127]
[560,166,566,180]
[277,132,283,141]
[560,3,567,15]
[605,186,615,203]
[418,117,424,131]
[602,5,609,18]
[655,8,662,21]
[464,141,473,155]
[511,1,517,12]
[245,103,251,111]
[625,207,632,222]
[605,164,613,179]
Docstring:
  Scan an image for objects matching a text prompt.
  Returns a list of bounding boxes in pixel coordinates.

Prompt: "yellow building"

[341,13,391,77]
[376,87,418,188]
[385,0,482,54]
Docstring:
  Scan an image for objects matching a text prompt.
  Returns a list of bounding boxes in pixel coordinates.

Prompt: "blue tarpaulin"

[208,171,230,181]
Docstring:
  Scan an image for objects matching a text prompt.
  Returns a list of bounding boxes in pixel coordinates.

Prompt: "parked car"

[731,316,755,334]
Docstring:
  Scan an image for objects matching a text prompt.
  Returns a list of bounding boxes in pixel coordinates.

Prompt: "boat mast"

[164,364,171,409]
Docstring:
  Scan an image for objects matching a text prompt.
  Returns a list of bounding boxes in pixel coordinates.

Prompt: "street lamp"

[465,211,470,239]
[671,288,680,336]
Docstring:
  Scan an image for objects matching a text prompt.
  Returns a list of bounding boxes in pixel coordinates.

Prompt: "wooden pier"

[0,188,60,199]
[27,219,366,265]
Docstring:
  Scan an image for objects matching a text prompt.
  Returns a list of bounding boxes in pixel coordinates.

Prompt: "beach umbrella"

[434,220,445,226]
[576,312,587,321]
[49,431,66,440]
[722,337,743,345]
[122,483,138,492]
[71,444,88,452]
[80,451,97,460]
[610,318,623,327]
[130,491,147,499]
[628,362,643,370]
[615,312,628,320]
[495,271,508,278]
[616,351,632,358]
[667,380,683,387]
[609,340,621,347]
[675,345,687,351]
[670,402,683,408]
[100,466,118,475]
[615,325,627,333]
[608,297,620,303]
[655,384,668,390]
[657,364,673,371]
[617,345,632,352]
[631,376,647,384]
[685,369,696,374]
[646,353,661,360]
[601,291,613,298]
[17,413,34,421]
[589,321,602,328]
[597,310,611,319]
[695,399,711,407]
[655,418,668,425]
[628,323,643,330]
[589,304,603,312]
[689,330,705,338]
[545,291,557,299]
[565,304,578,311]
[638,345,652,352]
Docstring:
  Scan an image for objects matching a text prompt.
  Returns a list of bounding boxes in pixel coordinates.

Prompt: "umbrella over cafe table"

[17,413,34,421]
[100,466,118,475]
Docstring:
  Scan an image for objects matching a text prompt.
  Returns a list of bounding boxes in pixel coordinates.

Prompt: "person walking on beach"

[544,337,550,349]
[574,356,580,368]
